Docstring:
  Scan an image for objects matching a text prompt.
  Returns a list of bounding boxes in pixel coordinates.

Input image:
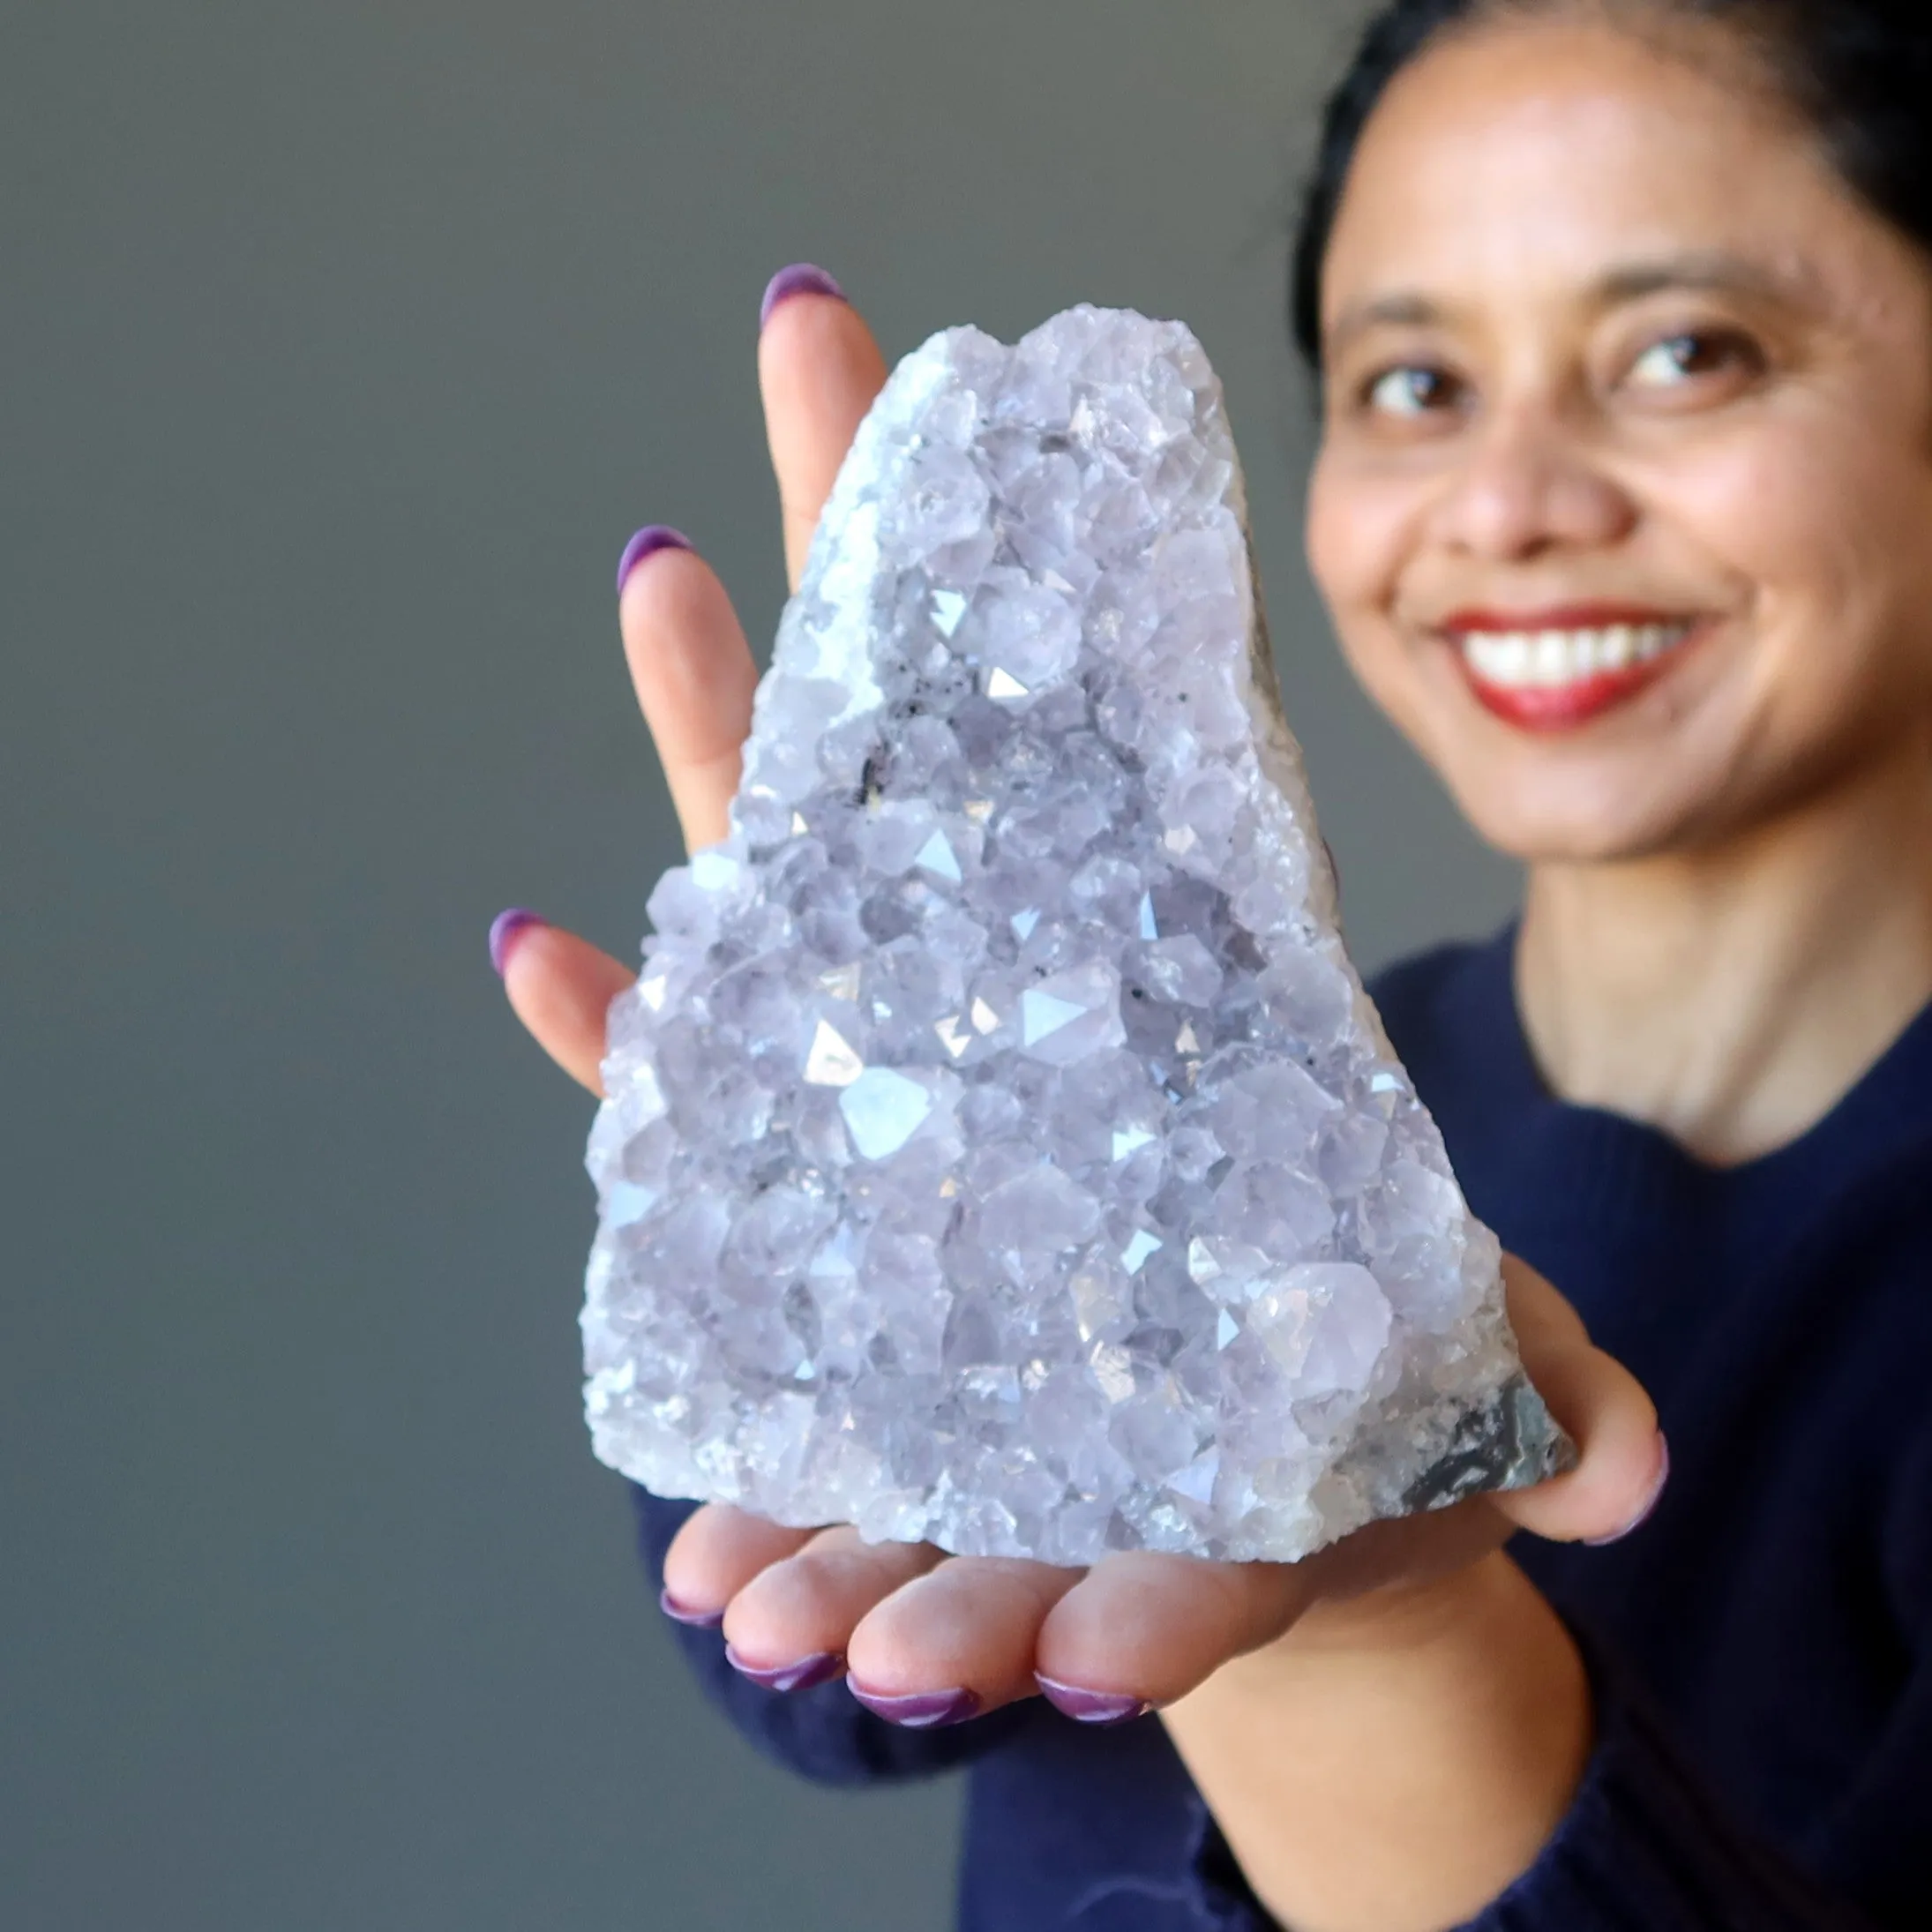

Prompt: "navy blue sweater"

[633,929,1932,1928]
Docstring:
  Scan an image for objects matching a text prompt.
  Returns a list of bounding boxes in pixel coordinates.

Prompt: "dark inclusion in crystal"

[582,307,1571,1564]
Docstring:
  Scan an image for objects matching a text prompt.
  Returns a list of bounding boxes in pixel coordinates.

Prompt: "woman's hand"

[497,273,1666,1924]
[493,274,887,1088]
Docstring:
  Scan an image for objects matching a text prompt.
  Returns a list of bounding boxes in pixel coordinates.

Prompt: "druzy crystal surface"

[582,306,1569,1564]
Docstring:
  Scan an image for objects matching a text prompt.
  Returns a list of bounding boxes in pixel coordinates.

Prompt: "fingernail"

[1586,1434,1671,1546]
[616,524,693,597]
[845,1676,981,1729]
[726,1644,846,1694]
[760,263,846,331]
[488,908,543,977]
[659,1585,725,1631]
[1035,1674,1154,1726]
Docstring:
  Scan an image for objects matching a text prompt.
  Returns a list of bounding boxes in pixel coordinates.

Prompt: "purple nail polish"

[760,263,847,331]
[1035,1674,1153,1726]
[846,1676,981,1729]
[1586,1434,1671,1546]
[725,1644,846,1694]
[488,908,543,977]
[616,524,693,597]
[659,1585,725,1631]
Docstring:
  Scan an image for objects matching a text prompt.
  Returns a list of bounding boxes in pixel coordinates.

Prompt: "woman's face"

[1306,14,1932,864]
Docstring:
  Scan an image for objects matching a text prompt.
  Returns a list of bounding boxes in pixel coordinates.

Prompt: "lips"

[1439,605,1706,730]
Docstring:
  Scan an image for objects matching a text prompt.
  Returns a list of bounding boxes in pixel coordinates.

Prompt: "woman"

[492,1,1932,1923]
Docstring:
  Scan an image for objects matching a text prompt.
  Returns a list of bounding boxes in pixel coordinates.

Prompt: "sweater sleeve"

[1461,1390,1932,1931]
[1180,1622,1895,1932]
[630,1485,1029,1786]
[1457,1623,1878,1931]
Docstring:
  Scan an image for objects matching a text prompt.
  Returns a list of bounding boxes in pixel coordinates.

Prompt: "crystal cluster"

[582,306,1569,1564]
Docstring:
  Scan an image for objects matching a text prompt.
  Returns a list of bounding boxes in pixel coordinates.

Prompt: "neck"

[1516,736,1932,1165]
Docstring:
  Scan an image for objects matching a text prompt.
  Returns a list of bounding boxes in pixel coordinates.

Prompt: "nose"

[1428,405,1635,560]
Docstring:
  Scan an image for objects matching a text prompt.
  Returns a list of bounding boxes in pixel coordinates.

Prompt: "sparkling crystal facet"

[582,305,1571,1564]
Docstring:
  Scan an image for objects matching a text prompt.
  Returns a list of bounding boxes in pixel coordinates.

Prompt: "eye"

[1626,329,1762,390]
[1363,363,1463,420]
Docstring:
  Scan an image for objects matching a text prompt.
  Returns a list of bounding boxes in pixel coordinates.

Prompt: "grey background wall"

[3,4,1518,1927]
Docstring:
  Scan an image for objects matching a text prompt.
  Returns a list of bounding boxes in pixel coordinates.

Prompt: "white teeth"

[1458,621,1692,689]
[1531,631,1569,682]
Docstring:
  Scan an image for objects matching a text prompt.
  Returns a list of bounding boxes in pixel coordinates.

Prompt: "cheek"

[1657,415,1932,656]
[1305,453,1422,641]
[1305,453,1454,730]
[1307,451,1384,605]
[1636,417,1932,813]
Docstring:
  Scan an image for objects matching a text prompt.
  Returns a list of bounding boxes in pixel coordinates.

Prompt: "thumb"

[1493,1254,1666,1545]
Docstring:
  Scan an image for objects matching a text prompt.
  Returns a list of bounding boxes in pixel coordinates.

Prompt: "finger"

[1034,1554,1312,1712]
[1492,1254,1664,1544]
[723,1527,943,1676]
[845,1557,1084,1717]
[619,539,759,853]
[759,281,888,591]
[498,918,635,1095]
[662,1503,820,1623]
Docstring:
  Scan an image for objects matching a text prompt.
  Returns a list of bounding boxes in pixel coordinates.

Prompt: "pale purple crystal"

[581,306,1569,1564]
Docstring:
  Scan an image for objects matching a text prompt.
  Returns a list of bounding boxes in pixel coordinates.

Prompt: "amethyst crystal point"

[583,306,1571,1563]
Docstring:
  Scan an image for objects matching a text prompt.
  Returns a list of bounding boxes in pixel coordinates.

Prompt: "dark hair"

[1290,0,1932,373]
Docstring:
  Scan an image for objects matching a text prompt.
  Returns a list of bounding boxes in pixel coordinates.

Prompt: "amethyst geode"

[580,306,1569,1563]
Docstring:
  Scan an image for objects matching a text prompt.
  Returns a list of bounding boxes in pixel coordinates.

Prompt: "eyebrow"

[1324,250,1812,355]
[1593,251,1800,306]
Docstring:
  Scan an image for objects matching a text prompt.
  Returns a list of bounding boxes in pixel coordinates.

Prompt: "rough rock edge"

[588,309,1576,1561]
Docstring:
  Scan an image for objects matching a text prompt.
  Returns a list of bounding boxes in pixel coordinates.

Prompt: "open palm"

[498,281,1659,1728]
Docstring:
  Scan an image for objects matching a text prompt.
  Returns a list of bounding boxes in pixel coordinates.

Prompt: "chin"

[1438,757,1714,866]
[1346,621,1801,865]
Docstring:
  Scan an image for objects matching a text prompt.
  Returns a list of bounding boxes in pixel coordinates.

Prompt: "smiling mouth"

[1443,613,1705,730]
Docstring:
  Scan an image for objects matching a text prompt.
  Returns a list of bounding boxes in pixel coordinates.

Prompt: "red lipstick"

[1442,603,1692,633]
[1438,605,1707,732]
